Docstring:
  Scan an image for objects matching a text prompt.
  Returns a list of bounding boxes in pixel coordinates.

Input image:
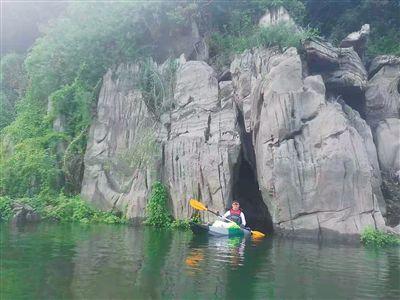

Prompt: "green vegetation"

[0,194,126,224]
[0,53,27,129]
[303,0,400,57]
[0,196,13,221]
[138,58,178,119]
[144,181,191,230]
[209,22,318,71]
[360,226,400,247]
[207,0,311,71]
[144,181,173,228]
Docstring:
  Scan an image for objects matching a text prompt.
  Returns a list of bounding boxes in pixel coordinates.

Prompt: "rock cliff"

[81,32,399,238]
[81,65,158,220]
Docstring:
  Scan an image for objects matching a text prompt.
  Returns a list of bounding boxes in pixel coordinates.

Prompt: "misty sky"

[1,0,67,55]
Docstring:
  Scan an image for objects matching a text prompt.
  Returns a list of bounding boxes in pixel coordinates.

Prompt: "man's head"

[232,200,240,209]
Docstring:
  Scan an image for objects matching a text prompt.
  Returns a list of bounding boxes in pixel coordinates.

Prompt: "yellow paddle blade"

[189,199,208,211]
[251,230,266,239]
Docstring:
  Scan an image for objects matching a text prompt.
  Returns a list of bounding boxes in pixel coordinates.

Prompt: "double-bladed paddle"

[189,198,266,239]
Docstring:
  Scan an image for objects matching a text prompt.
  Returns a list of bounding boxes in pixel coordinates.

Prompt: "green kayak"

[190,222,251,237]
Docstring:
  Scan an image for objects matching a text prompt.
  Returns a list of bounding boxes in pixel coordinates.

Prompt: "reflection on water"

[1,223,399,299]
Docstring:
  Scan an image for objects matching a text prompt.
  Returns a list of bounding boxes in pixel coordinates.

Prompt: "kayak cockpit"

[190,220,251,237]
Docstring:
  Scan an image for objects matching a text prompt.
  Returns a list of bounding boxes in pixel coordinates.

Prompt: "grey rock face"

[342,103,385,214]
[162,61,241,220]
[365,56,400,128]
[231,47,385,237]
[11,203,40,225]
[259,6,295,28]
[81,65,158,219]
[82,45,390,237]
[365,55,400,190]
[364,55,400,228]
[375,119,400,174]
[81,61,241,222]
[304,38,367,111]
[368,55,400,79]
[340,24,370,58]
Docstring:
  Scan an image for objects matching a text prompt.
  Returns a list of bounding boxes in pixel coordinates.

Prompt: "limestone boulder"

[304,38,367,110]
[232,47,385,238]
[375,118,400,174]
[11,203,40,225]
[81,65,158,220]
[342,103,385,214]
[163,61,241,220]
[365,56,400,128]
[368,55,400,79]
[340,24,370,58]
[259,6,296,28]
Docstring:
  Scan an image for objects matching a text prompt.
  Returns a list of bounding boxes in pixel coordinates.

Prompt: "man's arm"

[223,211,230,218]
[240,212,246,226]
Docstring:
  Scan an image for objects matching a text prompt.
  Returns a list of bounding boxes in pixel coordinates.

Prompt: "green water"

[1,223,399,299]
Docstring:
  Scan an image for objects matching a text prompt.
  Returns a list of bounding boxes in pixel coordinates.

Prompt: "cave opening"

[339,88,366,119]
[232,155,274,234]
[325,86,367,119]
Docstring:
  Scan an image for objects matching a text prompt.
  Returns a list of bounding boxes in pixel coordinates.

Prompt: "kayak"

[190,221,251,237]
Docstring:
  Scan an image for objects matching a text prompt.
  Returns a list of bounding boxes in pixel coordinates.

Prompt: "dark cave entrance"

[232,156,274,234]
[336,88,366,119]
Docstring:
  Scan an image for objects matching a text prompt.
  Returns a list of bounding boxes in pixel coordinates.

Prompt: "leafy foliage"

[138,58,178,119]
[144,181,173,228]
[0,135,61,198]
[303,0,400,57]
[0,194,126,224]
[209,22,318,72]
[144,181,192,230]
[361,226,400,247]
[0,53,27,129]
[0,196,13,221]
[42,194,125,224]
[171,219,191,230]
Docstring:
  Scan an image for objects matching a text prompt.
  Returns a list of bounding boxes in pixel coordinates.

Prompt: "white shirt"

[223,210,246,226]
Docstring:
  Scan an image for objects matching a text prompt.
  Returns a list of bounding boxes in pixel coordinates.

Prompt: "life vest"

[227,208,242,225]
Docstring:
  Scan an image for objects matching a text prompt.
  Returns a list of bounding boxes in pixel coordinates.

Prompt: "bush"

[42,194,126,224]
[0,53,27,129]
[138,58,178,119]
[360,226,400,247]
[0,193,126,224]
[0,196,13,221]
[0,137,61,198]
[144,181,173,228]
[171,219,191,230]
[208,22,319,72]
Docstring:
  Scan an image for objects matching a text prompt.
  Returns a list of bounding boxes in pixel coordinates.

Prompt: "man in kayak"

[223,201,246,227]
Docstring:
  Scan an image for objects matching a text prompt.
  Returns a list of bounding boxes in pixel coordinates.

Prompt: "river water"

[1,223,399,299]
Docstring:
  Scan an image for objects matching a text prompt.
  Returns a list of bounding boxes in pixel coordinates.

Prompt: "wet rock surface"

[11,203,40,225]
